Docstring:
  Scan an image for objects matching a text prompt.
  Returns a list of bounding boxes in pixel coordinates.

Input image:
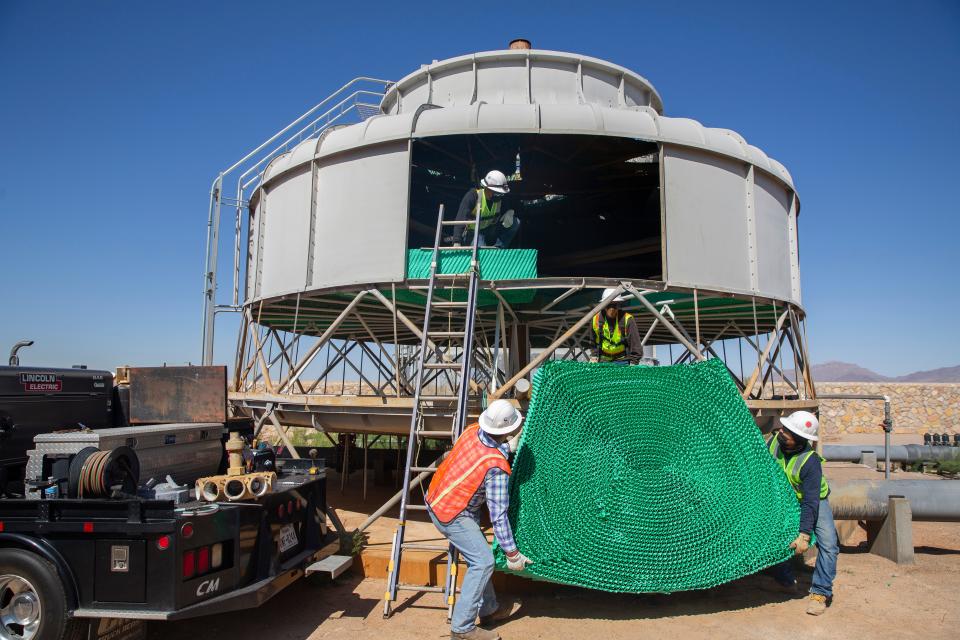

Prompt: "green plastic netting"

[406,248,537,281]
[493,358,799,593]
[401,248,538,306]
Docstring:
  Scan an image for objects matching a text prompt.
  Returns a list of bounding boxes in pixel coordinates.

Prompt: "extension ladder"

[382,202,484,619]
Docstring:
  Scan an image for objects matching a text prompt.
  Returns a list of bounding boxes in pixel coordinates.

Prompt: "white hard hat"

[481,170,510,194]
[479,399,523,436]
[779,410,820,442]
[601,287,630,304]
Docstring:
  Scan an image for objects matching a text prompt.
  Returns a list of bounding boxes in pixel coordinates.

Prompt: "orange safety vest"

[426,424,511,524]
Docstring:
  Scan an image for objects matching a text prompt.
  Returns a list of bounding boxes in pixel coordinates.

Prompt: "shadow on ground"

[147,574,379,640]
[492,570,812,623]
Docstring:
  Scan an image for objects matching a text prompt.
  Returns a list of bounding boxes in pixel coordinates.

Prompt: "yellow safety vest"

[470,189,501,231]
[592,313,633,361]
[766,436,829,501]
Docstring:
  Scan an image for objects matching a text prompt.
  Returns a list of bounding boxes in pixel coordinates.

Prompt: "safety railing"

[202,77,393,364]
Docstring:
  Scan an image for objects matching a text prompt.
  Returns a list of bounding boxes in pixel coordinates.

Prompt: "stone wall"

[817,382,960,435]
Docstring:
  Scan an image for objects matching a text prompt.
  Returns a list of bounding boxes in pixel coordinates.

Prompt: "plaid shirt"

[461,429,517,554]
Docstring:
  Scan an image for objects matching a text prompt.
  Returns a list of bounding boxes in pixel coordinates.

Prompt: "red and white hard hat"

[779,410,820,442]
[481,170,510,194]
[479,399,523,436]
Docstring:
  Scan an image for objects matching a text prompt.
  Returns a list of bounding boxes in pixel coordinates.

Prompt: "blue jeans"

[428,509,499,633]
[773,498,839,598]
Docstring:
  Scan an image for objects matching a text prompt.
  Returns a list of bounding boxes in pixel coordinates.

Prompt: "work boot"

[479,600,520,627]
[451,627,500,640]
[806,593,828,615]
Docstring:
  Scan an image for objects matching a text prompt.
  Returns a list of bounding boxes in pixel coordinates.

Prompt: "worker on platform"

[767,410,839,616]
[426,399,530,640]
[453,170,520,248]
[591,288,642,364]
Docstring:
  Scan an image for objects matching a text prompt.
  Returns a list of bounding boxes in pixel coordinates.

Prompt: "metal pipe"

[201,176,222,364]
[819,393,892,478]
[8,340,33,366]
[829,479,960,522]
[823,444,960,463]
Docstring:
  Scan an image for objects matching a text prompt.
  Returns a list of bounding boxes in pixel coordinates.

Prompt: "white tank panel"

[754,170,796,303]
[309,141,410,290]
[663,146,753,294]
[258,165,312,299]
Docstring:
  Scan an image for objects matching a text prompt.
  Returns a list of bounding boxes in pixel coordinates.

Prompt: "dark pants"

[462,217,521,248]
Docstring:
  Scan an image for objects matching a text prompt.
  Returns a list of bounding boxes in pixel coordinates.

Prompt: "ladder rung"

[435,273,468,280]
[397,584,446,593]
[419,395,458,402]
[432,301,468,308]
[401,542,449,551]
[440,220,471,226]
[410,285,466,290]
[417,430,454,438]
[428,331,466,339]
[436,246,471,251]
[422,362,462,369]
[410,466,437,473]
[405,504,429,511]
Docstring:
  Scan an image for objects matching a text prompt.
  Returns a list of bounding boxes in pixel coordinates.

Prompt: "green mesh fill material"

[400,248,538,306]
[493,358,799,593]
[406,248,537,280]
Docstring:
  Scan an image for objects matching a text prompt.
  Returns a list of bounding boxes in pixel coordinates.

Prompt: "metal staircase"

[382,203,484,619]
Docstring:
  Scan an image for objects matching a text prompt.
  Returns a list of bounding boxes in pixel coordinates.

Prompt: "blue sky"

[1,1,958,376]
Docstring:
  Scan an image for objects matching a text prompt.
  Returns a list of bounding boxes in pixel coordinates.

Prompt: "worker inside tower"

[425,400,530,640]
[591,288,642,364]
[766,411,839,616]
[453,170,520,248]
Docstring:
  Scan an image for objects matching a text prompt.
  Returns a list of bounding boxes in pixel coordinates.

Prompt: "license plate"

[278,523,298,553]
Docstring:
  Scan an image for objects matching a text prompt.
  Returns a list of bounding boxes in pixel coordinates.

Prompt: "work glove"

[790,532,811,555]
[505,550,532,572]
[501,209,516,229]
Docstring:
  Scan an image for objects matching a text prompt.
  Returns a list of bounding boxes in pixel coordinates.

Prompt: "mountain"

[809,361,888,382]
[807,361,960,383]
[894,365,960,383]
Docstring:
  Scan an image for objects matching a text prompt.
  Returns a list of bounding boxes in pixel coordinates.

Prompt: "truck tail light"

[197,546,210,574]
[183,550,196,579]
[211,543,223,569]
[156,535,171,551]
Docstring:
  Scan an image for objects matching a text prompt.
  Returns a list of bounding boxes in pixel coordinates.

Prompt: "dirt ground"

[150,452,960,640]
[150,527,960,640]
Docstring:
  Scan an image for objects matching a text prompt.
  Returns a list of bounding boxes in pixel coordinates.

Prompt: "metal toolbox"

[26,423,223,498]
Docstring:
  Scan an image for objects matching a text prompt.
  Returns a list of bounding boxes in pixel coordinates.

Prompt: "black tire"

[0,548,84,640]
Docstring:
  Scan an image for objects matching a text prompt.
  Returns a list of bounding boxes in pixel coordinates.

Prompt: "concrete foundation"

[868,497,915,565]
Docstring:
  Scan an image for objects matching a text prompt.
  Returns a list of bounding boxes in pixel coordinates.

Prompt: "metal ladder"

[383,202,484,619]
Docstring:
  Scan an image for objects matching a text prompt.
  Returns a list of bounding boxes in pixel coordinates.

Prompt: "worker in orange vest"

[426,399,531,640]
